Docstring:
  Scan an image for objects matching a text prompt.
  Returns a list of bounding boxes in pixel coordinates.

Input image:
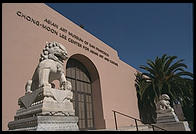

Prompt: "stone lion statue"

[156,94,174,114]
[25,42,69,93]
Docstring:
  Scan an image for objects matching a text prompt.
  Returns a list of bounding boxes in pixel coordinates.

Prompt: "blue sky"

[46,3,193,74]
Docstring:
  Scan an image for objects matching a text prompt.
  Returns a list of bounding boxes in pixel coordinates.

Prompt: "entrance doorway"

[66,58,94,130]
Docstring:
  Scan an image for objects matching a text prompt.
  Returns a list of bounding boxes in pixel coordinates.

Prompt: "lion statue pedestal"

[153,94,190,131]
[8,87,79,131]
[8,42,79,131]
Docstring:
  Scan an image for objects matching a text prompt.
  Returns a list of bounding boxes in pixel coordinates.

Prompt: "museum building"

[2,3,139,130]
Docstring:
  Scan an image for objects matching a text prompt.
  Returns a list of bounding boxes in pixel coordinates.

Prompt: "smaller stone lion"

[156,94,174,114]
[25,41,69,93]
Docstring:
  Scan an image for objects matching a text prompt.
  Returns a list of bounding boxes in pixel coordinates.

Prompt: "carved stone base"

[156,112,179,123]
[154,121,191,131]
[8,87,79,131]
[15,87,75,120]
[155,112,190,131]
[8,116,79,131]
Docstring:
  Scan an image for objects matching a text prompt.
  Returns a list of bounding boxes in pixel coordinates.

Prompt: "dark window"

[66,59,94,130]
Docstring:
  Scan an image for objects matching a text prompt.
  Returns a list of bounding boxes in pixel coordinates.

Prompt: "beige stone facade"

[2,3,139,130]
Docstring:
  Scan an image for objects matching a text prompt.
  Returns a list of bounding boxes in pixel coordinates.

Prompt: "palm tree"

[135,72,156,123]
[135,54,193,124]
[139,54,193,103]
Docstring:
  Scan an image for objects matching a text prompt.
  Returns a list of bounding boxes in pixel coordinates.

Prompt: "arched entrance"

[66,54,105,130]
[66,58,94,130]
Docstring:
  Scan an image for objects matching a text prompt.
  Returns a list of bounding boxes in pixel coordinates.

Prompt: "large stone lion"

[25,42,69,93]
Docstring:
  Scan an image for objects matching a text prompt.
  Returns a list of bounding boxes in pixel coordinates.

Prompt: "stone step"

[118,125,153,131]
[88,125,153,131]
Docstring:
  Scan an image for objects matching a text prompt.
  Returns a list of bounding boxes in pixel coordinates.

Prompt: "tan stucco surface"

[2,3,139,130]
